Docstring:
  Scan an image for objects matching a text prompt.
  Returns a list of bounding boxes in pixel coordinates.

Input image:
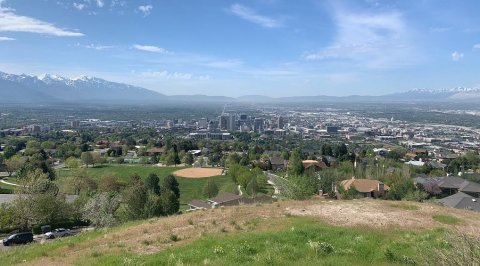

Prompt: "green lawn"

[56,165,182,183]
[0,176,20,193]
[56,165,236,208]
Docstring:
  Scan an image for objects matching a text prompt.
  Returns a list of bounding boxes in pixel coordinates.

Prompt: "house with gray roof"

[437,192,480,212]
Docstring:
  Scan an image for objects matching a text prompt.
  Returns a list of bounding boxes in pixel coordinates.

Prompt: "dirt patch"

[287,199,480,232]
[173,168,224,178]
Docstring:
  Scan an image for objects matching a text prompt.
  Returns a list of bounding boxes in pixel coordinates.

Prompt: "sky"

[0,0,479,97]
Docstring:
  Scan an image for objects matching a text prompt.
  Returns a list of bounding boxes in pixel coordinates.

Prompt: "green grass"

[389,202,420,211]
[56,165,182,183]
[56,165,236,208]
[432,214,462,225]
[73,217,449,266]
[0,176,19,193]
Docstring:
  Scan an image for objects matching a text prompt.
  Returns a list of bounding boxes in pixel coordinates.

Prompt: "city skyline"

[1,0,479,97]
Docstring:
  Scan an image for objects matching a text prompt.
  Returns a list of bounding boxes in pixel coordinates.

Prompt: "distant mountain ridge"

[1,70,480,104]
[0,71,165,104]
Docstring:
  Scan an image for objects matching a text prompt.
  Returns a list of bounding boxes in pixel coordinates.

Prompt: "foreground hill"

[3,199,480,265]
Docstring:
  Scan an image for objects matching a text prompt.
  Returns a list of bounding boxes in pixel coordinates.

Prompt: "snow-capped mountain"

[2,70,480,104]
[0,71,165,104]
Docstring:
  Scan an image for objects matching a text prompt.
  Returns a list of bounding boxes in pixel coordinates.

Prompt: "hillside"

[3,199,480,265]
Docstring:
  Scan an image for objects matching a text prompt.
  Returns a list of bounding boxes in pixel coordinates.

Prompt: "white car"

[45,228,72,239]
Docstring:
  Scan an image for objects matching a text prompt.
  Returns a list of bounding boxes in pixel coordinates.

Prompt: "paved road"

[266,172,287,196]
[1,228,86,251]
[0,179,19,187]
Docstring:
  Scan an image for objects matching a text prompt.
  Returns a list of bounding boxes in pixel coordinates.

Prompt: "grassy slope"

[56,165,236,207]
[2,199,479,266]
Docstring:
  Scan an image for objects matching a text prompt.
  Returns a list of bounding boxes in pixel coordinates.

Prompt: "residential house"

[188,199,212,211]
[269,157,287,171]
[438,176,480,197]
[147,147,165,156]
[339,178,389,198]
[208,192,243,207]
[415,176,480,198]
[188,193,273,211]
[437,192,480,212]
[302,160,328,172]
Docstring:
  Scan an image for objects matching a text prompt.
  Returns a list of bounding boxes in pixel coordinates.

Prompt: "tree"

[82,192,120,228]
[288,150,304,177]
[284,173,319,200]
[203,178,219,198]
[122,180,148,220]
[161,189,179,215]
[145,173,160,195]
[69,169,97,195]
[11,169,69,230]
[98,175,123,192]
[183,153,194,166]
[3,146,16,159]
[92,152,106,166]
[163,175,180,199]
[81,152,94,167]
[65,156,79,169]
[246,177,259,196]
[5,155,23,177]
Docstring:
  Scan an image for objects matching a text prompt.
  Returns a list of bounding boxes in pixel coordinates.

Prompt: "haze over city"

[1,0,480,96]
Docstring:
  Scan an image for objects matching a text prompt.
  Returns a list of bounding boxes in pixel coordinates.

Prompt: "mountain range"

[1,71,480,104]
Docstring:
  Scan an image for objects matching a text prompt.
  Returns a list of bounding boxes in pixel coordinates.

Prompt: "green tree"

[246,177,259,196]
[3,146,16,159]
[203,178,219,198]
[145,173,160,195]
[81,152,94,167]
[160,189,179,215]
[5,155,23,177]
[65,156,79,169]
[288,150,304,177]
[183,153,194,166]
[122,180,148,220]
[163,175,180,199]
[284,173,319,200]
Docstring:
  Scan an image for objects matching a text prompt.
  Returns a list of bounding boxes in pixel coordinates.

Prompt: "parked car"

[45,228,72,239]
[2,232,34,246]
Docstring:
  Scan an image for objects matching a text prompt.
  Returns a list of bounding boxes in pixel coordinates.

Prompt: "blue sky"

[0,0,479,97]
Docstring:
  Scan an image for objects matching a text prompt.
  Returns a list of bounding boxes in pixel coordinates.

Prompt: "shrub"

[169,234,179,242]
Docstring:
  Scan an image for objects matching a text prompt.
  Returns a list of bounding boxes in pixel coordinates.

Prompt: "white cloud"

[140,70,210,80]
[303,5,415,69]
[133,44,169,53]
[205,60,243,69]
[451,51,464,61]
[73,3,86,11]
[77,43,115,50]
[473,44,480,49]
[96,0,104,8]
[138,5,153,16]
[0,2,84,36]
[229,4,281,28]
[0,36,14,41]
